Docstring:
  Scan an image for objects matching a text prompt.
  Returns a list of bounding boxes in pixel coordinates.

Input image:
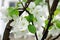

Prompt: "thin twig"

[32,21,38,40]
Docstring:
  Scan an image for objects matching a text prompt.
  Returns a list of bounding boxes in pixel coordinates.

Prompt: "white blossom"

[28,2,36,9]
[10,16,29,38]
[30,5,49,20]
[34,16,45,29]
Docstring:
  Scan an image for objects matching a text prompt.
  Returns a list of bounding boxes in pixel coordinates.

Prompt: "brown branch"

[41,0,59,40]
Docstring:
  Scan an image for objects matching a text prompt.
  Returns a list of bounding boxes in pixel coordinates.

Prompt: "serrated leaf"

[49,26,53,30]
[28,24,36,34]
[8,7,19,18]
[25,14,37,22]
[34,0,42,5]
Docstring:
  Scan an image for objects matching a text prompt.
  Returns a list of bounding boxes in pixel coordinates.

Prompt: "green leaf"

[22,0,27,2]
[26,8,31,11]
[54,20,60,28]
[34,0,42,5]
[28,24,36,34]
[8,7,19,18]
[54,9,60,16]
[25,14,37,22]
[49,26,53,30]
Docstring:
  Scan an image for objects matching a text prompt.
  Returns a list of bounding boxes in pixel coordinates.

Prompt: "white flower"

[28,2,36,9]
[32,5,42,17]
[10,17,29,38]
[10,17,29,30]
[42,5,49,19]
[34,16,45,28]
[31,5,49,20]
[27,2,36,13]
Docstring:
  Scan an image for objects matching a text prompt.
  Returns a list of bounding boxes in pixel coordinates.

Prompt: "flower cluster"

[0,0,60,40]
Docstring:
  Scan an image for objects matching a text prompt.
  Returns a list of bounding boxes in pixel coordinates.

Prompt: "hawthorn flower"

[30,4,49,20]
[42,5,49,19]
[31,5,42,17]
[10,16,29,38]
[27,2,36,14]
[10,16,29,30]
[28,2,36,9]
[34,16,45,29]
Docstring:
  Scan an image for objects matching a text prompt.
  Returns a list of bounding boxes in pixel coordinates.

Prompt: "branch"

[41,0,59,40]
